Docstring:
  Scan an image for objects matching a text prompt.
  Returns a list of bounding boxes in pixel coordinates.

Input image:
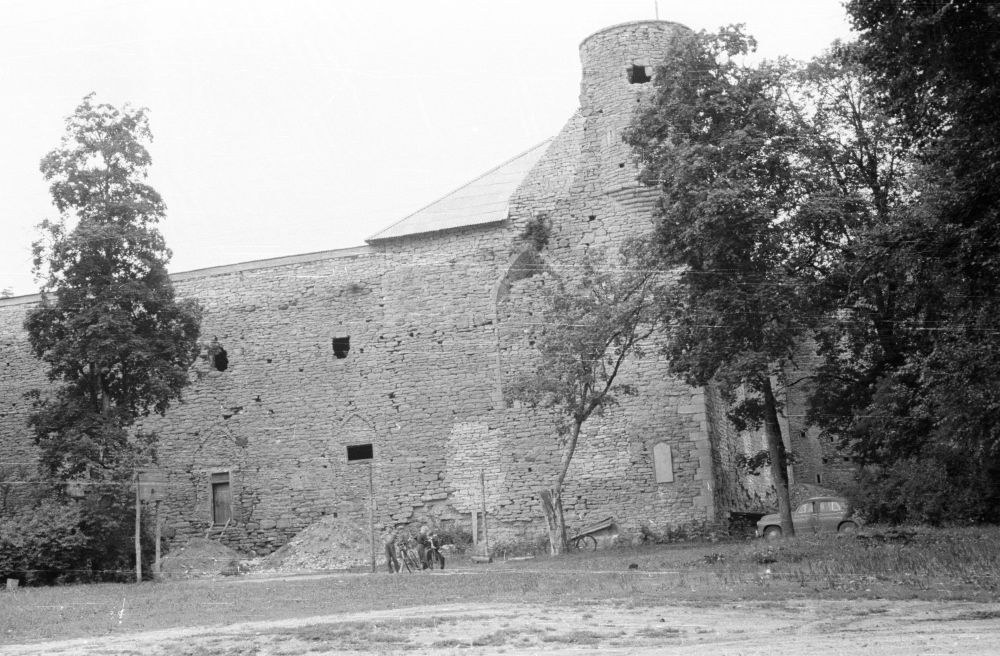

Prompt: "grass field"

[2,526,999,650]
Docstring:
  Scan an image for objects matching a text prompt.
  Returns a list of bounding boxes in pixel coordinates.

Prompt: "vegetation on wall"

[518,213,552,252]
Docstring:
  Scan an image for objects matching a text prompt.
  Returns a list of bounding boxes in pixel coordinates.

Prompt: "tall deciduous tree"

[505,247,661,554]
[26,94,201,487]
[625,27,804,536]
[628,16,1000,524]
[830,0,1000,521]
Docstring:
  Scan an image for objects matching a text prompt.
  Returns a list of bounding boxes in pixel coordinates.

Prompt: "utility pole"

[368,461,375,573]
[134,473,142,583]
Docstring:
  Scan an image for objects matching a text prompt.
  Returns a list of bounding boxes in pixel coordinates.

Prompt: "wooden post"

[153,500,162,579]
[480,470,490,554]
[368,461,375,573]
[470,470,492,563]
[134,474,142,583]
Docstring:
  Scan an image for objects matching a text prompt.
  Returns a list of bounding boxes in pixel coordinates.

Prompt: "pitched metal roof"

[366,139,553,242]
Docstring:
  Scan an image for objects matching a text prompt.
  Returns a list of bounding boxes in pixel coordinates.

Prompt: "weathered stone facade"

[0,21,803,553]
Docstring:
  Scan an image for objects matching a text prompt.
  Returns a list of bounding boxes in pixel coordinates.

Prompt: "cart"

[569,516,614,551]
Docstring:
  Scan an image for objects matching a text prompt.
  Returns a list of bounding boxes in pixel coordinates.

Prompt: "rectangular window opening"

[346,443,373,462]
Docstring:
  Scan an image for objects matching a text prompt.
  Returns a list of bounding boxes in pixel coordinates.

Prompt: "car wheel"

[838,521,858,534]
[763,526,782,541]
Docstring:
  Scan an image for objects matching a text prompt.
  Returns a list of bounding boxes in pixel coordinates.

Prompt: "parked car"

[756,496,860,540]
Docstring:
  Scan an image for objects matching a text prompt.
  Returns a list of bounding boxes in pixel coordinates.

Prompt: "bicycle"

[570,533,598,551]
[396,539,422,573]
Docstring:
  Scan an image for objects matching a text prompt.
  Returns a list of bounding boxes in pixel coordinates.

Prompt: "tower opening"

[627,64,651,84]
[332,336,350,359]
[211,347,228,371]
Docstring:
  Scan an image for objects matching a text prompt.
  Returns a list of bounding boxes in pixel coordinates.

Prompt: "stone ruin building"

[0,20,852,554]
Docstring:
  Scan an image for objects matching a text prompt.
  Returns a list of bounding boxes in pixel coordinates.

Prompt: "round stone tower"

[506,20,693,249]
[578,20,690,116]
[577,20,691,204]
[501,19,717,531]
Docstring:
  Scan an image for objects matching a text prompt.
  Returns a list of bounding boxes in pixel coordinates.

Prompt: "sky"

[0,0,854,297]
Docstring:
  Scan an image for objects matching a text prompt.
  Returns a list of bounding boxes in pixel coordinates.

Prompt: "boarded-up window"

[653,442,674,483]
[211,472,232,525]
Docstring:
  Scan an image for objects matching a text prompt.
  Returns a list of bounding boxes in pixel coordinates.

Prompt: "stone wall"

[0,298,49,514]
[705,383,776,515]
[782,339,858,493]
[0,20,776,552]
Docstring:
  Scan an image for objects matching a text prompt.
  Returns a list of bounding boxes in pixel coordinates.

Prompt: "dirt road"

[4,598,998,655]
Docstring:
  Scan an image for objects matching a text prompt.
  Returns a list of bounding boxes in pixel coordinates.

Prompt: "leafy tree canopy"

[832,0,1000,520]
[625,26,808,532]
[25,94,201,482]
[624,21,930,529]
[628,11,1000,523]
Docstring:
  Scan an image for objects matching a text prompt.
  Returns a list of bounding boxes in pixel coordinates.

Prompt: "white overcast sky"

[0,0,853,297]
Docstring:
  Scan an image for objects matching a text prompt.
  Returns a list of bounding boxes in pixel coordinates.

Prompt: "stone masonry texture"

[0,21,834,554]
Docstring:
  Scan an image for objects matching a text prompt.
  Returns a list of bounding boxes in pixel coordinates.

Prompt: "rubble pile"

[256,514,375,572]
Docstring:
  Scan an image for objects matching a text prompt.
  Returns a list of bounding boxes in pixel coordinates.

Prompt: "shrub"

[637,519,724,544]
[0,499,88,585]
[0,484,156,586]
[850,455,1000,524]
[434,525,474,552]
[491,533,551,559]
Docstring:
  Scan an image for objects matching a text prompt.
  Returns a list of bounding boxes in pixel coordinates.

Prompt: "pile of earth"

[254,514,375,572]
[159,538,241,579]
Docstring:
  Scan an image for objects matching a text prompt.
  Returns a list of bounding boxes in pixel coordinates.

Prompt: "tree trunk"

[539,488,568,554]
[763,377,794,537]
[540,418,587,555]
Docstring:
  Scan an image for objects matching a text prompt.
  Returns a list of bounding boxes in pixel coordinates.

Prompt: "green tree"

[769,45,920,461]
[625,19,930,528]
[21,95,201,580]
[831,0,1000,520]
[627,10,1000,525]
[625,27,804,536]
[505,247,661,554]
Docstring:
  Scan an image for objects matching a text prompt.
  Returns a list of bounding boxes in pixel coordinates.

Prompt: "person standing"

[383,526,400,573]
[416,525,432,570]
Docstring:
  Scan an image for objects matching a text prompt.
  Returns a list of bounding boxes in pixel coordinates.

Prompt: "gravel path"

[4,599,999,655]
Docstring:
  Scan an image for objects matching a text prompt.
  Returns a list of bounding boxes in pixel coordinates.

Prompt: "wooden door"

[212,478,232,525]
